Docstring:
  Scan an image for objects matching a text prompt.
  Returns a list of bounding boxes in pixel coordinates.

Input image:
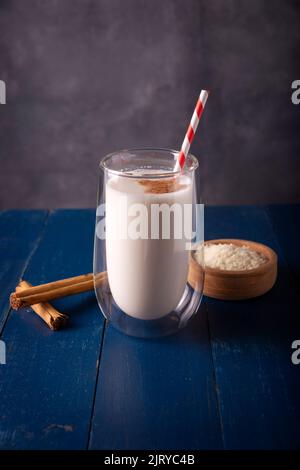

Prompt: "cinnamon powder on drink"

[138,178,187,194]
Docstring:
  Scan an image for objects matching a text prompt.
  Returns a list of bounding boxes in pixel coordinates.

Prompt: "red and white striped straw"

[174,89,209,171]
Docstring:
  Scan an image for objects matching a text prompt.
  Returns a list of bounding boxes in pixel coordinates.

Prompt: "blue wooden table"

[0,205,299,450]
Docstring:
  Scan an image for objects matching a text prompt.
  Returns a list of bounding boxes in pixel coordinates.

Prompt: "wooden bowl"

[189,239,278,301]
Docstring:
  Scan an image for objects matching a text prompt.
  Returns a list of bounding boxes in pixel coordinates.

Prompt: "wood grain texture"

[0,210,104,450]
[204,206,300,449]
[0,210,48,331]
[0,207,299,450]
[89,308,223,450]
[266,204,300,284]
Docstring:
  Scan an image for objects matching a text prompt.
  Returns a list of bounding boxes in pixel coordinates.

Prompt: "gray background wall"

[0,0,300,208]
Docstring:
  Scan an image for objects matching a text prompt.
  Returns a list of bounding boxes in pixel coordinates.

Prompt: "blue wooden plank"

[266,204,300,283]
[205,206,300,449]
[0,210,104,450]
[89,305,223,449]
[0,210,48,330]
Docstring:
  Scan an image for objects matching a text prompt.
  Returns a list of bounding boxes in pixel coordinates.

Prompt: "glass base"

[104,284,203,338]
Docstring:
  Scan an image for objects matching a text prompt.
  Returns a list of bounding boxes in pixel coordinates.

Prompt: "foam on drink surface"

[108,168,191,195]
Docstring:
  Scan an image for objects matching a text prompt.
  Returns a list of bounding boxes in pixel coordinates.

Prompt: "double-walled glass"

[93,148,204,338]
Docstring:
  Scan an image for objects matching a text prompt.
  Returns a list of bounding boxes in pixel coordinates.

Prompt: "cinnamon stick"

[16,280,68,330]
[10,272,107,310]
[14,273,94,298]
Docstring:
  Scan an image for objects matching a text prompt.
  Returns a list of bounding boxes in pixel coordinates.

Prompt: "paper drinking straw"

[174,89,209,171]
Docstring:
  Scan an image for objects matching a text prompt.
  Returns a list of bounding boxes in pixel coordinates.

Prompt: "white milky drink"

[105,170,193,320]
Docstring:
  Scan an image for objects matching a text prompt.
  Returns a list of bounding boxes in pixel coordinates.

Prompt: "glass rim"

[99,147,199,178]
